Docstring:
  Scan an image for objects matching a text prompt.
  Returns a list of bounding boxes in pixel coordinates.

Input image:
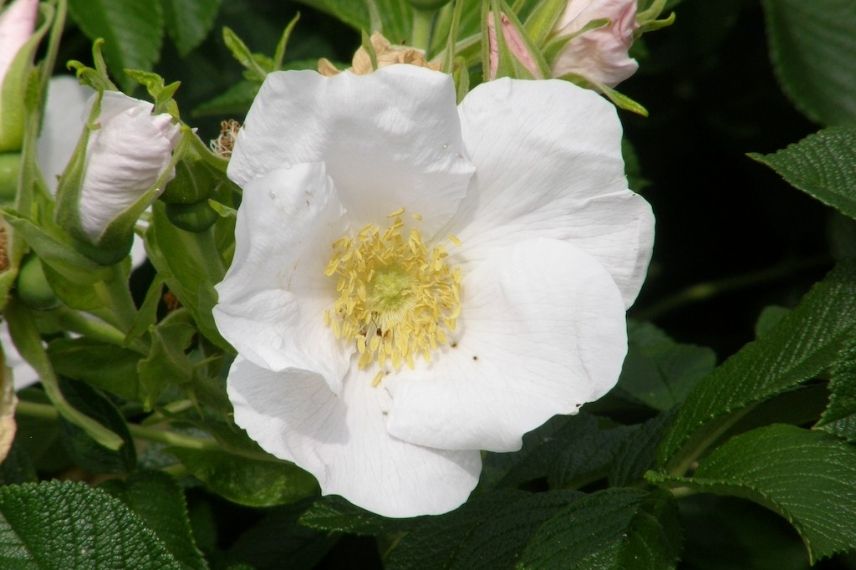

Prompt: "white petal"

[214,163,351,393]
[454,78,653,307]
[228,66,474,236]
[80,91,180,240]
[386,238,627,452]
[36,77,92,193]
[228,357,482,518]
[0,322,38,390]
[0,0,37,86]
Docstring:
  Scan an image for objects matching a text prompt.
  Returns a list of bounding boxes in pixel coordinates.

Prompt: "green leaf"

[816,336,856,441]
[649,425,856,563]
[617,321,716,411]
[750,126,856,220]
[658,262,856,471]
[0,480,182,568]
[387,490,582,570]
[481,413,637,489]
[102,471,208,570]
[609,412,673,487]
[228,501,337,570]
[48,337,142,401]
[754,305,791,338]
[145,202,227,348]
[168,447,318,507]
[762,0,856,125]
[161,0,221,56]
[294,0,411,43]
[137,309,197,409]
[679,495,810,570]
[58,379,136,474]
[192,80,259,117]
[68,0,165,91]
[518,489,682,570]
[300,495,421,536]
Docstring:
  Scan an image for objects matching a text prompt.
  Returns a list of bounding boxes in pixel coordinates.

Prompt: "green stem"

[411,8,434,51]
[94,265,137,332]
[16,399,275,463]
[635,256,830,321]
[6,301,124,450]
[54,307,143,351]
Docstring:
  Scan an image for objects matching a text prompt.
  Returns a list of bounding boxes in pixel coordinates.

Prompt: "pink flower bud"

[552,0,639,87]
[487,11,541,80]
[0,0,37,88]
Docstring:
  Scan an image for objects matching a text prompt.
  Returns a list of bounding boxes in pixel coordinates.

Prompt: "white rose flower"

[214,66,654,517]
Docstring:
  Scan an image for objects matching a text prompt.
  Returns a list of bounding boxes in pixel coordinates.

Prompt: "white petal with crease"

[228,357,482,518]
[386,238,627,452]
[454,78,653,307]
[228,66,474,236]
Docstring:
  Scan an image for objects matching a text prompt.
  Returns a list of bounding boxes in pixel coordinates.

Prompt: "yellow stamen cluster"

[323,210,462,385]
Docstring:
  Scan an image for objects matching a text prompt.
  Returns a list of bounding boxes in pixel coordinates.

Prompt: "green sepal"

[273,12,301,70]
[452,55,469,104]
[542,18,608,64]
[0,153,20,203]
[66,39,117,92]
[499,0,551,78]
[559,72,649,117]
[124,68,181,118]
[523,0,567,47]
[222,26,270,83]
[0,2,53,152]
[637,11,676,36]
[1,208,112,285]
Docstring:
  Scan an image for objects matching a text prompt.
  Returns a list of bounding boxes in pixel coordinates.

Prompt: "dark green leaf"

[816,336,856,441]
[386,490,581,570]
[68,0,165,91]
[294,0,411,44]
[0,439,37,485]
[609,412,673,487]
[58,379,136,474]
[679,495,809,570]
[192,80,258,118]
[229,500,337,570]
[161,0,221,56]
[482,413,637,489]
[300,495,421,536]
[658,262,856,470]
[0,481,182,568]
[762,0,856,125]
[518,489,681,570]
[754,305,791,338]
[48,337,142,401]
[751,126,856,220]
[617,321,716,411]
[168,447,318,507]
[649,425,856,563]
[102,471,208,570]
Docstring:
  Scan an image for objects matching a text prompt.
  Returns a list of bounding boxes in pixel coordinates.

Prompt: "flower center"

[323,209,462,385]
